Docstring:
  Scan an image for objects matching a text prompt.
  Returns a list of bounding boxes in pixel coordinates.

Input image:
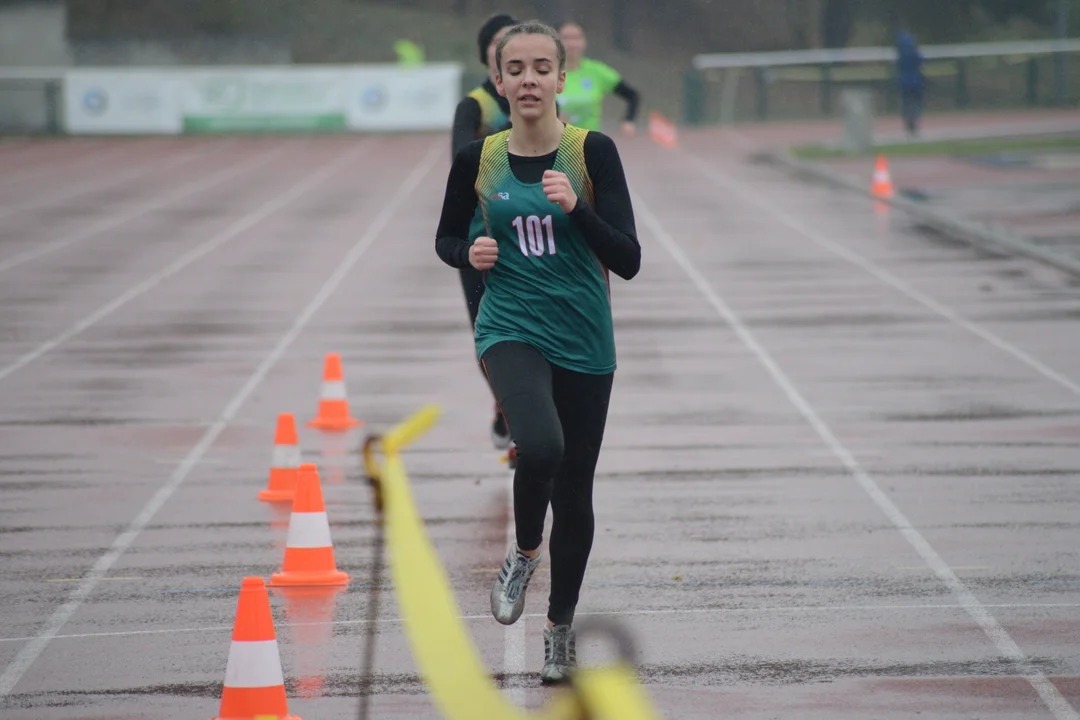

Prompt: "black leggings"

[480,340,614,626]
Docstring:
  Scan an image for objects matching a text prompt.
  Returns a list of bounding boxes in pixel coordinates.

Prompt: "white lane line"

[0,138,442,699]
[44,577,142,583]
[633,192,1080,720]
[504,473,527,692]
[0,142,321,384]
[681,147,1080,400]
[0,140,222,222]
[0,141,281,276]
[2,602,1077,644]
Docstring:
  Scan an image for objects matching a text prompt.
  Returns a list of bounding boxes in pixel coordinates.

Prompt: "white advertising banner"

[345,63,462,131]
[179,68,349,133]
[63,70,181,134]
[60,63,463,135]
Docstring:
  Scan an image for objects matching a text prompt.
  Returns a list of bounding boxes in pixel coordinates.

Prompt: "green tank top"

[466,85,511,243]
[472,125,615,374]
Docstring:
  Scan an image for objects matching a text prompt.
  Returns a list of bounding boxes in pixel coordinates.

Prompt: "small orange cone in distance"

[308,353,362,432]
[258,413,302,503]
[648,110,678,148]
[269,463,350,588]
[212,576,301,720]
[871,154,895,199]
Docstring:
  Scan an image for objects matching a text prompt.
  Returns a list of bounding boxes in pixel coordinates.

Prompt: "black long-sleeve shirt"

[435,130,640,281]
[613,80,640,123]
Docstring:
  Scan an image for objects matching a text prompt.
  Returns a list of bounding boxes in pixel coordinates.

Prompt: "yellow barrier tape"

[363,404,664,720]
[572,666,665,720]
[380,404,440,455]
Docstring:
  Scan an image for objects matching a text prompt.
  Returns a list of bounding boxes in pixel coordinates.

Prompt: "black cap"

[477,13,518,66]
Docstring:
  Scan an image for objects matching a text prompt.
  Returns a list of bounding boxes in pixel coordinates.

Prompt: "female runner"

[434,20,641,684]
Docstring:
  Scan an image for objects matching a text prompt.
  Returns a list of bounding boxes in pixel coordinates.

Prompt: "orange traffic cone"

[648,110,678,148]
[308,353,362,432]
[258,413,302,503]
[211,576,300,720]
[871,154,894,199]
[269,463,350,588]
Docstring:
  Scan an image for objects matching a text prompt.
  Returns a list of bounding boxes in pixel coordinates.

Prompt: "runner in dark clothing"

[451,12,519,451]
[434,20,640,684]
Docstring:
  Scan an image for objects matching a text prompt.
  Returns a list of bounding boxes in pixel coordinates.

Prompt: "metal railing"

[684,38,1080,124]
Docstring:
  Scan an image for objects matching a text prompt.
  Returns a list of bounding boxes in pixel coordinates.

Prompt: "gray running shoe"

[490,546,541,625]
[541,624,577,684]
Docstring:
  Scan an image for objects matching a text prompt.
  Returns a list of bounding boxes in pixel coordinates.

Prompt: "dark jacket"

[896,32,924,90]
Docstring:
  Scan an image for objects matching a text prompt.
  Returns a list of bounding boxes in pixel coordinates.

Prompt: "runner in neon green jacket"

[556,20,640,137]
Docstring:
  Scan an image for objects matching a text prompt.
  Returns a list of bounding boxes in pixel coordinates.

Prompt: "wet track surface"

[1,129,1078,719]
[813,147,1080,269]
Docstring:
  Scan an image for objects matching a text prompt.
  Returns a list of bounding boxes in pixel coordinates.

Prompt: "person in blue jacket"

[896,31,925,137]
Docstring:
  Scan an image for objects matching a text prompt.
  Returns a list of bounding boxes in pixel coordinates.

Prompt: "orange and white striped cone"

[308,353,363,432]
[648,110,678,148]
[871,154,895,199]
[211,576,301,720]
[258,413,302,503]
[269,463,350,588]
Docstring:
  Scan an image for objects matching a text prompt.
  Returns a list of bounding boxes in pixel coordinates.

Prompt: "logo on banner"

[202,78,246,112]
[82,88,108,116]
[360,84,387,112]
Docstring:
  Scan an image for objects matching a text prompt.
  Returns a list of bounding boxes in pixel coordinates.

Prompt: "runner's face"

[560,23,586,62]
[496,34,565,121]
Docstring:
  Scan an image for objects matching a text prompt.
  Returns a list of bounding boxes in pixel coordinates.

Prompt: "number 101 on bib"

[512,215,557,257]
